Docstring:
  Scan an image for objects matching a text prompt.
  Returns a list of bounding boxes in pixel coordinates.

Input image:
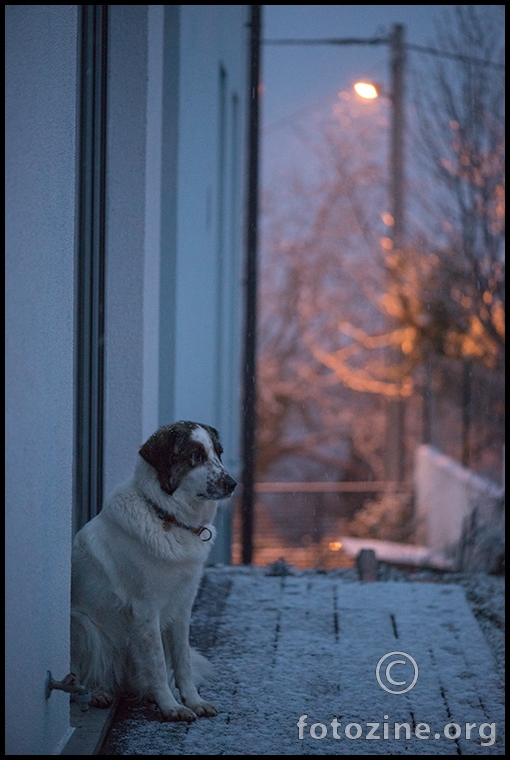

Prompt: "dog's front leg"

[168,617,218,718]
[130,602,197,722]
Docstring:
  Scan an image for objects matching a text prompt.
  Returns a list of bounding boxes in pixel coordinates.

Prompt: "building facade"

[5,5,251,753]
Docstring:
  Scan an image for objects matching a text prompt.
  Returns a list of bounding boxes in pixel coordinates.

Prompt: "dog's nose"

[222,474,237,495]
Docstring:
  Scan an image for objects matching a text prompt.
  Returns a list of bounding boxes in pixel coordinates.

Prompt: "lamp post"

[386,23,406,484]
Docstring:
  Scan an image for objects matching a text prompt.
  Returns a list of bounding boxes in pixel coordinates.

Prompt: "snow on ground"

[339,537,455,570]
[101,565,504,755]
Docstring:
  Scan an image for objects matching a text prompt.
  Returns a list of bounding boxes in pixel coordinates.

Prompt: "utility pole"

[384,23,406,484]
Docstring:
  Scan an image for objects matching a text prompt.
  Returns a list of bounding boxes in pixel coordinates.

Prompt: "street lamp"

[353,81,379,99]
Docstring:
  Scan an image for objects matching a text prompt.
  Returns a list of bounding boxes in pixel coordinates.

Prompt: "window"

[74,6,108,532]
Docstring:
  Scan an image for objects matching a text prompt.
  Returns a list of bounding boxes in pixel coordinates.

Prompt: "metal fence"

[233,481,413,569]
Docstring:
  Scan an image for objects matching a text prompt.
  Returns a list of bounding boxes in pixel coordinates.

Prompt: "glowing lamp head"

[354,82,379,99]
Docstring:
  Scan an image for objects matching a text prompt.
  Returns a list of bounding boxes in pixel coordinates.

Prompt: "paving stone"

[100,567,504,755]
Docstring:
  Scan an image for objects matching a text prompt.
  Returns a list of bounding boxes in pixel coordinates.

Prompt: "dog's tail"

[71,610,123,694]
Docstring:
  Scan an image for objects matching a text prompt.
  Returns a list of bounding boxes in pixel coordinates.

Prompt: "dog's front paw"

[161,705,197,722]
[188,701,218,718]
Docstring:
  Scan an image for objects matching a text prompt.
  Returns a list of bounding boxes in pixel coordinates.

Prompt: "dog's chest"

[135,550,204,613]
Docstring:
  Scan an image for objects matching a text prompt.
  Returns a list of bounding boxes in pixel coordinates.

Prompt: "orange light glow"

[354,82,378,99]
[329,541,342,552]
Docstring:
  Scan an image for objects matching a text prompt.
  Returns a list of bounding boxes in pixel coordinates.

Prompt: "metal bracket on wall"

[45,671,91,711]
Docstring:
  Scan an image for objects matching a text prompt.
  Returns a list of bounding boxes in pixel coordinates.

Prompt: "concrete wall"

[162,5,249,563]
[5,6,249,751]
[174,5,248,478]
[5,6,78,754]
[101,6,247,564]
[104,5,248,500]
[102,5,149,499]
[414,445,505,553]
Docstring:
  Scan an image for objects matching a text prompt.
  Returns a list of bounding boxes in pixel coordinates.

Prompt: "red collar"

[146,498,213,541]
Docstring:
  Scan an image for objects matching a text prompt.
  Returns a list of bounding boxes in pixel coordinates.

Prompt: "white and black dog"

[71,421,236,722]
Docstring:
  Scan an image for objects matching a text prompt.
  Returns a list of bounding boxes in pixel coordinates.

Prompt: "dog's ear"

[139,426,177,495]
[202,424,223,457]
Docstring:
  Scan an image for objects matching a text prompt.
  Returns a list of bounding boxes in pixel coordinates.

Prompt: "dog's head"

[139,421,237,501]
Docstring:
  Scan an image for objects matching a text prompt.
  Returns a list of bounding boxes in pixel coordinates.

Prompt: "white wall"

[104,5,248,496]
[142,4,165,442]
[5,6,249,751]
[102,5,149,499]
[173,6,249,564]
[5,6,78,754]
[174,5,248,476]
[414,445,505,553]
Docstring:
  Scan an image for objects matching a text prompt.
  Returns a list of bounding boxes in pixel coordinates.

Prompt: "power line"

[406,42,504,70]
[264,37,387,47]
[263,38,504,70]
[263,89,341,134]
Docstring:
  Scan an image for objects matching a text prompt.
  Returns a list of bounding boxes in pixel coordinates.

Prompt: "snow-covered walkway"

[101,567,504,755]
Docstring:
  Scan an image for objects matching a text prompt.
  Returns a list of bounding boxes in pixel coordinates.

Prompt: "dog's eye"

[190,450,206,466]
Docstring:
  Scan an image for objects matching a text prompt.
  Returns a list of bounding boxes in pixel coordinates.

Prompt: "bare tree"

[411,5,505,369]
[257,5,505,484]
[408,5,505,468]
[258,94,393,481]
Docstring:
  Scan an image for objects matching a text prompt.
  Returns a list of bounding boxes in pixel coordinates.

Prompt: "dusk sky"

[260,5,459,187]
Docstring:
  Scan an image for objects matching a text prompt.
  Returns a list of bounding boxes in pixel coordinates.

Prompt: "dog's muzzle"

[206,473,237,499]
